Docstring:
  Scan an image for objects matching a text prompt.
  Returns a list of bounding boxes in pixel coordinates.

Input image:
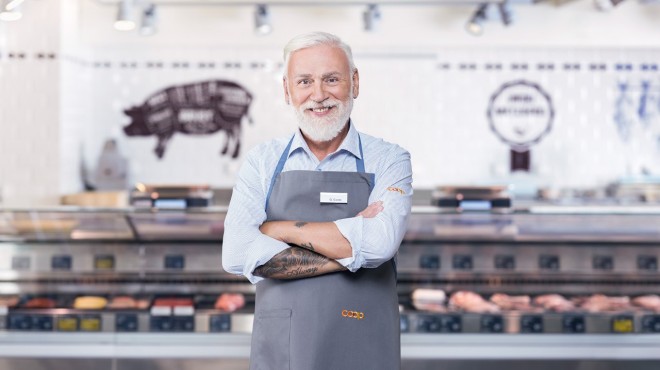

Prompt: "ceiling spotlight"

[363,4,381,32]
[254,4,272,35]
[114,0,136,31]
[497,2,513,26]
[594,0,627,11]
[140,4,157,36]
[0,0,24,22]
[465,4,488,36]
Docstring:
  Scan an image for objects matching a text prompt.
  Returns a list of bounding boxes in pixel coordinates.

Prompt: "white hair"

[283,31,356,78]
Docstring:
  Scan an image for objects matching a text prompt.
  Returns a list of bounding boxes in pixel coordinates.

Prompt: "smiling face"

[284,43,359,143]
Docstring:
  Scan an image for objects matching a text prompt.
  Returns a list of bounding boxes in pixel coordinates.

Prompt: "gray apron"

[249,134,400,370]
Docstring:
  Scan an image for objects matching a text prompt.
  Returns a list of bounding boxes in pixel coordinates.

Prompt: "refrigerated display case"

[0,205,659,370]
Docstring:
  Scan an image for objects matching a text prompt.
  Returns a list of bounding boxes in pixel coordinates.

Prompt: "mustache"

[300,99,342,110]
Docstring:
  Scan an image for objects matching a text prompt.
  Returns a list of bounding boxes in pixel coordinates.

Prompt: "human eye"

[325,77,340,84]
[297,79,311,86]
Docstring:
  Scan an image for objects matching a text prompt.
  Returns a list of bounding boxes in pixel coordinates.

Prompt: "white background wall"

[0,0,61,206]
[1,0,659,205]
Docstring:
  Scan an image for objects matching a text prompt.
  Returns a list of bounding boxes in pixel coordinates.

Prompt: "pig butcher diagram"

[123,80,253,159]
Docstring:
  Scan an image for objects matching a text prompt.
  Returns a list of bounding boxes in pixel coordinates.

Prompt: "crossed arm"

[253,201,384,280]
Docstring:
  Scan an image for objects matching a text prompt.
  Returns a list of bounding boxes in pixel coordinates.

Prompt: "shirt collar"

[289,119,361,160]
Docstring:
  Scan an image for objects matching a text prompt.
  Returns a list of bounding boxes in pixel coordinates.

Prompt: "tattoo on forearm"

[294,221,307,228]
[285,266,318,278]
[254,246,330,279]
[299,242,314,251]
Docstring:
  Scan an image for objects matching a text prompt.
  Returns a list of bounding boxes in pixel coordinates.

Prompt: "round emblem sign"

[487,80,554,152]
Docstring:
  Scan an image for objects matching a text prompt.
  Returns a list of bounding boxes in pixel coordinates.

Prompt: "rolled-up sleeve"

[222,150,289,284]
[334,147,413,271]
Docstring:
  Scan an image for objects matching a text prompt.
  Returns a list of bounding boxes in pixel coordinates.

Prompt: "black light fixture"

[93,0,530,37]
[594,0,627,11]
[497,1,513,26]
[0,0,24,22]
[140,4,158,36]
[362,4,381,32]
[465,3,489,36]
[114,0,136,31]
[254,4,272,35]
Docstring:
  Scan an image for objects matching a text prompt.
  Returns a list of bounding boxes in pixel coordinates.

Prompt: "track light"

[254,4,272,35]
[362,4,381,32]
[0,0,24,22]
[465,3,488,36]
[114,0,136,31]
[140,4,157,36]
[3,0,22,11]
[594,0,627,11]
[497,2,513,26]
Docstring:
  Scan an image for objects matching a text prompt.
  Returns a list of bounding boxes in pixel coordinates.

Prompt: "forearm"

[259,221,352,260]
[222,224,290,281]
[253,245,347,280]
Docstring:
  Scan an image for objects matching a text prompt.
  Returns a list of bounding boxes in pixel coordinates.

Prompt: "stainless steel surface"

[397,242,660,296]
[1,358,658,370]
[405,211,660,242]
[0,332,660,360]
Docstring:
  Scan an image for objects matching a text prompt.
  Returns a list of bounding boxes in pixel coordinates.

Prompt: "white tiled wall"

[79,47,660,190]
[0,0,61,206]
[1,1,660,205]
[60,0,89,197]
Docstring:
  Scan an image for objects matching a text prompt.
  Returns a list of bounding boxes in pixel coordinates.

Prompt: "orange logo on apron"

[341,309,365,320]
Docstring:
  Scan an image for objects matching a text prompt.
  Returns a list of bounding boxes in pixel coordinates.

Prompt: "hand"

[356,201,383,218]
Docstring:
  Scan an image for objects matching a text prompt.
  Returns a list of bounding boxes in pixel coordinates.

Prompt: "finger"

[356,201,384,217]
[360,205,383,218]
[357,205,376,217]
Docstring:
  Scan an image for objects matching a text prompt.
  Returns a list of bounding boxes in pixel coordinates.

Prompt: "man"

[222,31,412,370]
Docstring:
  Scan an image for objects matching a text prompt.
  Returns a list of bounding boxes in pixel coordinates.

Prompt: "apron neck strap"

[355,133,365,174]
[265,135,295,212]
[265,132,367,212]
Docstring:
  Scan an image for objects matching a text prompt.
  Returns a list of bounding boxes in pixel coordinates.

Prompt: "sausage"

[214,293,245,312]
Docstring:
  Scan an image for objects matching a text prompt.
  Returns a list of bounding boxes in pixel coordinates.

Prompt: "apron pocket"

[250,308,292,370]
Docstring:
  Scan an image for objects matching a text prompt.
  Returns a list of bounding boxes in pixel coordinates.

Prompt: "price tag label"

[612,316,634,333]
[57,317,79,331]
[173,306,194,316]
[164,255,185,270]
[80,317,101,332]
[150,306,172,316]
[94,255,115,270]
[51,255,72,271]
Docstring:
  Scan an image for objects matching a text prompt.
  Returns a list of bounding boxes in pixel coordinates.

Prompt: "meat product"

[73,296,107,310]
[108,296,137,309]
[489,293,533,311]
[214,293,246,312]
[533,294,575,312]
[136,299,151,310]
[23,297,56,309]
[411,289,447,313]
[449,291,500,313]
[632,295,660,312]
[0,296,19,308]
[578,294,633,313]
[153,297,193,307]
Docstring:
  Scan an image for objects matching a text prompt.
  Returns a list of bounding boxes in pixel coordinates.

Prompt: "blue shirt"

[222,122,413,283]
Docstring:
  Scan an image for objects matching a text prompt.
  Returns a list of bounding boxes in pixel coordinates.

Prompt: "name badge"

[320,192,348,204]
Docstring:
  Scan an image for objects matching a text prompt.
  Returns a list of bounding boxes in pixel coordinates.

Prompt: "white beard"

[293,97,353,142]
